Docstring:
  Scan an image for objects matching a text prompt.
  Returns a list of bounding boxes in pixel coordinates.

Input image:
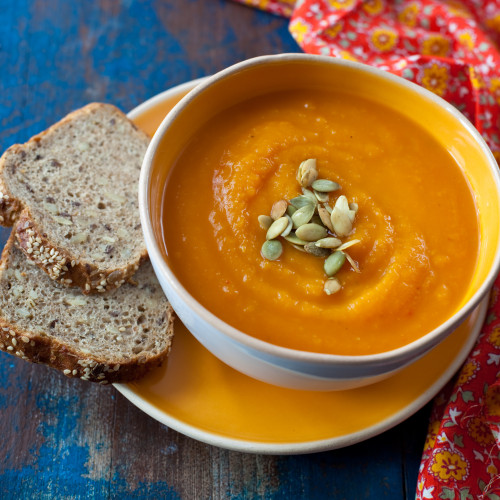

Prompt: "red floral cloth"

[234,0,500,497]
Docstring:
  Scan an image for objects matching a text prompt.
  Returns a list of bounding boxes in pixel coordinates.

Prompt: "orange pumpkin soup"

[161,90,479,355]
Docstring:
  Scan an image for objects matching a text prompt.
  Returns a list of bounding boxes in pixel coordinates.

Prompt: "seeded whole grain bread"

[0,103,149,294]
[0,235,174,384]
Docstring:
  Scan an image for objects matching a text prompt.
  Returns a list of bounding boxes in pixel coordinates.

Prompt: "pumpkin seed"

[281,215,293,237]
[331,196,352,237]
[301,188,318,207]
[336,239,360,251]
[287,205,297,216]
[314,190,329,203]
[266,216,289,240]
[296,223,328,241]
[324,251,346,276]
[258,215,273,230]
[318,206,334,232]
[311,214,323,226]
[290,195,315,210]
[291,204,315,228]
[315,237,342,248]
[304,242,330,257]
[297,159,318,187]
[331,209,353,237]
[324,277,342,295]
[324,203,333,214]
[311,179,341,192]
[347,210,356,223]
[291,243,306,252]
[283,233,308,245]
[261,240,283,260]
[345,252,361,273]
[349,202,358,213]
[270,199,288,220]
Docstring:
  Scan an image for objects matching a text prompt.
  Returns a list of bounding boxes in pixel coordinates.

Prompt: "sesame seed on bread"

[0,103,149,294]
[0,235,174,384]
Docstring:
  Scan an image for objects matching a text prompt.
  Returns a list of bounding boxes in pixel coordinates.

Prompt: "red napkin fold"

[234,0,500,497]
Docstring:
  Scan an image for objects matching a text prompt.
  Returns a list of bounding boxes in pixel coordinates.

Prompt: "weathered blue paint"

[0,0,429,497]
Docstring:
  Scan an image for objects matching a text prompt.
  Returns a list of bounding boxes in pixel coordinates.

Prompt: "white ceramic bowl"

[139,54,500,391]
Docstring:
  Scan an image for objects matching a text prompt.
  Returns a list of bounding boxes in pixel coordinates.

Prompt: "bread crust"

[15,209,148,294]
[0,103,149,294]
[0,236,175,384]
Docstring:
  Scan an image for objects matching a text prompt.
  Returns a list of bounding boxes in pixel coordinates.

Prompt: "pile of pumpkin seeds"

[258,159,360,295]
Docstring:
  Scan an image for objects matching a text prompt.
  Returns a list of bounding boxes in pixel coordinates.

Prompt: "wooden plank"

[0,0,429,497]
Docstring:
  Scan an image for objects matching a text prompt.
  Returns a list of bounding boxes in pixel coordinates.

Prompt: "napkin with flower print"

[234,0,500,497]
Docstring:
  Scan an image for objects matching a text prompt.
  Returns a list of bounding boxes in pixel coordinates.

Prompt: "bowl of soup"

[139,54,500,391]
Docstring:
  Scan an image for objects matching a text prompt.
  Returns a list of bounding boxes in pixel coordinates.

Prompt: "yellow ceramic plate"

[114,81,488,454]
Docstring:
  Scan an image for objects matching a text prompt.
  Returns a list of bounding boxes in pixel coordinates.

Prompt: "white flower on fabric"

[449,407,463,425]
[474,449,485,461]
[487,352,500,365]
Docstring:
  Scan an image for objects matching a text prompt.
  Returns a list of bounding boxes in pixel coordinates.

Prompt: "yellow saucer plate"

[114,80,488,454]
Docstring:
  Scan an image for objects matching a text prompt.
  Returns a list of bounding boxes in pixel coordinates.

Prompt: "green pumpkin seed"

[270,199,288,220]
[324,251,346,276]
[286,205,297,216]
[258,215,273,230]
[290,195,315,210]
[318,206,334,232]
[314,190,329,203]
[311,214,323,226]
[281,215,293,237]
[301,188,318,206]
[283,233,308,245]
[336,239,360,251]
[312,179,341,192]
[291,204,315,229]
[324,203,333,214]
[266,216,289,240]
[304,242,330,257]
[261,240,283,260]
[295,223,328,241]
[324,277,342,295]
[315,237,342,248]
[291,243,306,252]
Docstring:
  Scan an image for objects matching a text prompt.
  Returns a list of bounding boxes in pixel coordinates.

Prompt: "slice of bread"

[0,103,149,294]
[0,235,174,384]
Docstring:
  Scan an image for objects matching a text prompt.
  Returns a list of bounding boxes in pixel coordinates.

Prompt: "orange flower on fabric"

[469,67,483,90]
[398,3,419,27]
[458,30,475,50]
[422,35,451,57]
[457,359,479,385]
[337,50,359,61]
[423,420,441,451]
[362,0,384,16]
[324,22,343,40]
[430,450,469,482]
[490,285,499,309]
[488,326,500,348]
[486,385,500,417]
[490,78,500,105]
[486,14,500,33]
[488,464,499,476]
[371,28,398,52]
[421,63,449,96]
[441,0,472,18]
[290,19,310,44]
[467,417,495,447]
[328,0,355,9]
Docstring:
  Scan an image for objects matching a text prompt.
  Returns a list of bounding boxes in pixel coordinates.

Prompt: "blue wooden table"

[0,1,432,497]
